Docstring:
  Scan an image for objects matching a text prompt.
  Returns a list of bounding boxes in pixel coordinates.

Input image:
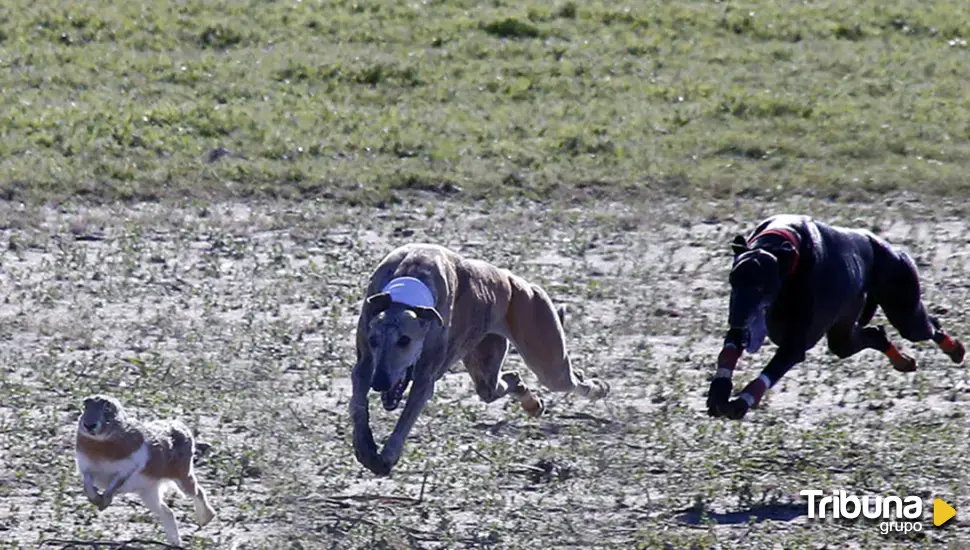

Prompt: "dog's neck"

[747,227,800,276]
[382,276,435,308]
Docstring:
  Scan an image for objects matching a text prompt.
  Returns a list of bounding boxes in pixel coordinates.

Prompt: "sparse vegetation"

[1,198,968,548]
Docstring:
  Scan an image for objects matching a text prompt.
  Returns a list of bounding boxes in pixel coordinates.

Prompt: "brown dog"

[350,243,610,476]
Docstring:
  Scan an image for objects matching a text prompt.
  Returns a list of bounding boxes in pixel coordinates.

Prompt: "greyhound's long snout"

[728,289,763,328]
[371,371,392,392]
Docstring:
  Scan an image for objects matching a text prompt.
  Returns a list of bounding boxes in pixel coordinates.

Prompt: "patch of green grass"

[482,17,542,40]
[1,0,969,204]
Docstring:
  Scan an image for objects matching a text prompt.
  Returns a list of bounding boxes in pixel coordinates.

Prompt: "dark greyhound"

[707,214,965,420]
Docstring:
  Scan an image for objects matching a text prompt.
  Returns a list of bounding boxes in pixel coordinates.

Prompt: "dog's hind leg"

[826,298,918,372]
[464,334,544,417]
[929,316,965,363]
[873,247,965,365]
[829,321,917,372]
[505,280,609,401]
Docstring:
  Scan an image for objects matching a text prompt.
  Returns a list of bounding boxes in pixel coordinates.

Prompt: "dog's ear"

[773,241,798,275]
[365,292,392,316]
[411,305,443,327]
[731,235,749,256]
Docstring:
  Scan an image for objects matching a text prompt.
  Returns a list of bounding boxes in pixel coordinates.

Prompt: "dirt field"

[1,196,967,549]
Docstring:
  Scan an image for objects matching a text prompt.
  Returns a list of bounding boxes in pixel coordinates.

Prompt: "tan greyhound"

[350,243,610,476]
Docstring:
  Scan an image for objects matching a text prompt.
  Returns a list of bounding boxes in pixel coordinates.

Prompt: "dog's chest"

[76,443,150,491]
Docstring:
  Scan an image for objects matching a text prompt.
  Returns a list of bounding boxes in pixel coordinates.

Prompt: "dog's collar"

[748,227,800,276]
[382,276,435,308]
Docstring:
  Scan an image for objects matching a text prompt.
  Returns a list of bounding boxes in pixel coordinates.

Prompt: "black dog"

[707,215,965,420]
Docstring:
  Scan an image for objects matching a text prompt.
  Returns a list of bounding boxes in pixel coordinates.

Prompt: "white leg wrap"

[740,393,756,407]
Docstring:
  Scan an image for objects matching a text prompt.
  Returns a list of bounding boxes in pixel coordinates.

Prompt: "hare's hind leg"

[176,471,216,527]
[139,486,182,545]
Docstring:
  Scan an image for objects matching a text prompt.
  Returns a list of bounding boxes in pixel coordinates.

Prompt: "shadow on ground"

[677,503,808,525]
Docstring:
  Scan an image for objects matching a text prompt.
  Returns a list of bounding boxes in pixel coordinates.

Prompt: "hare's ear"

[365,292,392,316]
[731,235,749,256]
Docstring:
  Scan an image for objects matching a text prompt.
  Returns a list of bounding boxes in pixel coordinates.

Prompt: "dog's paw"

[945,339,965,364]
[706,378,733,417]
[588,379,610,400]
[197,504,216,527]
[890,352,918,373]
[355,441,391,476]
[723,398,750,420]
[365,455,393,477]
[95,494,111,511]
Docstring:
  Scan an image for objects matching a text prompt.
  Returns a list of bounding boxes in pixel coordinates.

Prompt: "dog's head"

[78,394,127,440]
[364,292,443,411]
[727,234,796,330]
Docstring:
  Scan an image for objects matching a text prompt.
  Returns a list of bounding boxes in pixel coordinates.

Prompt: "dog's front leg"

[707,328,746,417]
[723,345,805,420]
[350,359,388,475]
[379,371,436,473]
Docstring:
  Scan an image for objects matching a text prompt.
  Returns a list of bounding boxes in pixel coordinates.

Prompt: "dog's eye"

[397,336,411,348]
